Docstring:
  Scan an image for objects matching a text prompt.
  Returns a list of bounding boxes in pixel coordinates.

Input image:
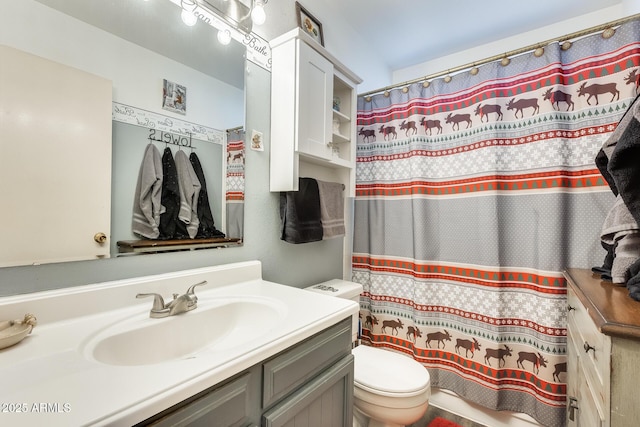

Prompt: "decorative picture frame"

[295,2,324,46]
[162,79,187,115]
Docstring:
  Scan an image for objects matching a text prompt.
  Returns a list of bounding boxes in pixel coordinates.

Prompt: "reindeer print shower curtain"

[353,19,640,427]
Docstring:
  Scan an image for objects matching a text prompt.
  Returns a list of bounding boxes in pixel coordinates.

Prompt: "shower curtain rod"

[359,13,640,98]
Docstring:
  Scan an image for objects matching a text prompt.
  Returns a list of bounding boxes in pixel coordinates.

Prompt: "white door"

[296,41,333,160]
[0,45,112,267]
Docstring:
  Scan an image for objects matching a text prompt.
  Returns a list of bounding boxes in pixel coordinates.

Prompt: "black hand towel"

[280,178,323,244]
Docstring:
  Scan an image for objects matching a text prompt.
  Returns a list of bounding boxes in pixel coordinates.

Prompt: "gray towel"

[612,232,640,284]
[175,150,201,239]
[317,180,345,239]
[601,195,640,242]
[601,196,640,284]
[132,143,164,239]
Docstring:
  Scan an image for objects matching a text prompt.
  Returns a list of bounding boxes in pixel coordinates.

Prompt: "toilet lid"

[352,345,430,395]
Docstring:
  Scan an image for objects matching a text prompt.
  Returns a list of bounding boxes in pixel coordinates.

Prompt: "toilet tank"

[306,279,363,342]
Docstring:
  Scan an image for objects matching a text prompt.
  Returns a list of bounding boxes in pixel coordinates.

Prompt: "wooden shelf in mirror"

[117,238,242,254]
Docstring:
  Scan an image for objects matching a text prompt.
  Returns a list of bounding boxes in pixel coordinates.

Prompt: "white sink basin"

[83,296,287,366]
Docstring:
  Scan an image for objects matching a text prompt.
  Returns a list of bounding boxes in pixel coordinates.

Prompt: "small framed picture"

[162,79,187,115]
[295,2,324,46]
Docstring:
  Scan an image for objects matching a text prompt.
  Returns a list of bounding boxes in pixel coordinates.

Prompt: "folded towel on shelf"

[132,143,164,239]
[316,180,345,239]
[612,232,640,284]
[280,178,323,244]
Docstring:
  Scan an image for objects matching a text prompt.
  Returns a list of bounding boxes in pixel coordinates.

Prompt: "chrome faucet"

[136,280,208,318]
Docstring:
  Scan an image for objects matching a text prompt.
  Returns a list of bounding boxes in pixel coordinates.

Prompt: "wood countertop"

[565,268,640,340]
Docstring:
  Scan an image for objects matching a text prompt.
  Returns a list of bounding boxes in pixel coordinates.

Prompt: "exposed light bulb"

[181,9,198,26]
[217,29,231,45]
[251,1,266,25]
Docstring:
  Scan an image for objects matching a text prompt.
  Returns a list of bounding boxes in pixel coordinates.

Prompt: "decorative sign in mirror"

[0,0,247,267]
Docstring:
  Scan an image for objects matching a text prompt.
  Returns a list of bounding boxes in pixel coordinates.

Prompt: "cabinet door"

[576,371,605,427]
[566,328,580,426]
[0,45,112,267]
[297,41,333,160]
[143,372,256,427]
[262,354,354,427]
[263,318,352,409]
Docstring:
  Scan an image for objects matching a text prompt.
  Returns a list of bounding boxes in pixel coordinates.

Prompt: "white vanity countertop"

[0,261,358,426]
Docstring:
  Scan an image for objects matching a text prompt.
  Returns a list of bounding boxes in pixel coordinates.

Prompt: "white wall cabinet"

[269,29,362,280]
[269,28,362,196]
[565,268,640,427]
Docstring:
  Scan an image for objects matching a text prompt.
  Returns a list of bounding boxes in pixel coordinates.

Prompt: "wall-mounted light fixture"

[217,29,232,45]
[251,0,267,25]
[169,0,269,45]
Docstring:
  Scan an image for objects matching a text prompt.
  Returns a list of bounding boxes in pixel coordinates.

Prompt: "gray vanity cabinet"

[262,355,353,427]
[139,318,353,427]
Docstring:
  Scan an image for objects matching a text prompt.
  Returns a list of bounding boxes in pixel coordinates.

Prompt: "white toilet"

[306,280,431,427]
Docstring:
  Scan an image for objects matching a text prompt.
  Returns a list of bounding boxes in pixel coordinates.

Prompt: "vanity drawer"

[263,354,354,427]
[262,318,352,409]
[566,286,611,411]
[576,366,606,427]
[144,370,257,427]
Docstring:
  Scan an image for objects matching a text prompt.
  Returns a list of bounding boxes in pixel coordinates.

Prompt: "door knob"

[94,232,107,244]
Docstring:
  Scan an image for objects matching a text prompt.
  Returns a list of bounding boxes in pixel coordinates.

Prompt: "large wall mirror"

[1,0,246,267]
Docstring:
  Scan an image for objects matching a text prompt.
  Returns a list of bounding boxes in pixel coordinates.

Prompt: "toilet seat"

[352,345,430,397]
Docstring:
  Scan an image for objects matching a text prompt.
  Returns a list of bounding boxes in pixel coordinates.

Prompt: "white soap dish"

[0,314,37,350]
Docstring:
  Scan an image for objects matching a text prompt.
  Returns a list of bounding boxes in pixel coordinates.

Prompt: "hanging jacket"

[190,152,225,238]
[174,149,201,239]
[132,143,163,239]
[159,147,180,239]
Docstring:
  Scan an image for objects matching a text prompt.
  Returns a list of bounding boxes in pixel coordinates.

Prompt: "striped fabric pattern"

[353,19,640,426]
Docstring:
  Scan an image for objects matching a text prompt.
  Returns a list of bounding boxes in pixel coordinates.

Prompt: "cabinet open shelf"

[333,109,350,122]
[332,131,350,144]
[299,152,353,169]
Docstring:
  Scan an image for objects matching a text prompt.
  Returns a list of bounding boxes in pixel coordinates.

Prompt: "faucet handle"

[136,293,166,311]
[186,280,208,296]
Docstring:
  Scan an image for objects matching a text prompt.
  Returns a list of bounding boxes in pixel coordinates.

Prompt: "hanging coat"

[190,152,225,238]
[159,147,180,239]
[174,149,200,239]
[132,143,163,239]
